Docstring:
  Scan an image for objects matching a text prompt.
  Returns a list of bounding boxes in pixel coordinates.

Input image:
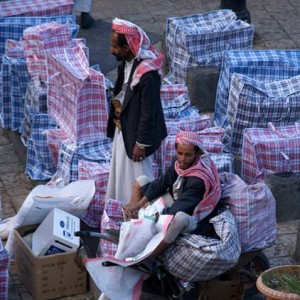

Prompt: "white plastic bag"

[5,180,95,253]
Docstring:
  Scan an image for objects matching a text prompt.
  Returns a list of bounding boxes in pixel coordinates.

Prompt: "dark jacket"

[107,59,167,159]
[141,157,219,238]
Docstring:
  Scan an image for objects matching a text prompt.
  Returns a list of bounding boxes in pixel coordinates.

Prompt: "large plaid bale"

[224,73,300,155]
[47,47,108,142]
[23,22,77,82]
[241,123,300,184]
[54,138,112,185]
[214,49,300,127]
[0,240,9,300]
[0,0,73,18]
[98,199,123,257]
[0,15,78,57]
[25,106,57,180]
[161,92,191,119]
[161,208,240,282]
[79,160,111,229]
[166,9,254,84]
[219,172,276,251]
[0,55,30,130]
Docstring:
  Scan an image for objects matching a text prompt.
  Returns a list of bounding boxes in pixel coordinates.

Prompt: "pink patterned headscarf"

[112,18,164,88]
[174,131,221,222]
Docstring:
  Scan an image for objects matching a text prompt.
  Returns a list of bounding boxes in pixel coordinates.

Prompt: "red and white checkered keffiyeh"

[112,18,163,88]
[174,131,221,222]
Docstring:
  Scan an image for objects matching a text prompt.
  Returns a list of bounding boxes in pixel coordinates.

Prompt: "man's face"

[176,144,199,170]
[110,32,128,61]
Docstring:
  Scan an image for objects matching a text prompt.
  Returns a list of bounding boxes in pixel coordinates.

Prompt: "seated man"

[123,131,221,256]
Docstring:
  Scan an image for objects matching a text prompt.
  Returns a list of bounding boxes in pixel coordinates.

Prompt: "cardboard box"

[32,207,80,256]
[13,224,87,300]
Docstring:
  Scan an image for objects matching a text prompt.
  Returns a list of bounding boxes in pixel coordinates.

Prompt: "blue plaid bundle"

[224,73,300,155]
[0,15,78,57]
[55,139,112,185]
[214,49,300,127]
[25,106,57,180]
[208,153,234,174]
[0,56,30,131]
[166,10,254,84]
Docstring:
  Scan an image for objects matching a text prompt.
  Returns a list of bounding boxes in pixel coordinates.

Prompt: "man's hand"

[122,196,149,221]
[133,144,146,162]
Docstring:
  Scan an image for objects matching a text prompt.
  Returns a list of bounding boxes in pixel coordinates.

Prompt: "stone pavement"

[1,0,300,299]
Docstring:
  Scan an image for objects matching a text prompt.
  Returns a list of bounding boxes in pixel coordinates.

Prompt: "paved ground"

[1,0,300,299]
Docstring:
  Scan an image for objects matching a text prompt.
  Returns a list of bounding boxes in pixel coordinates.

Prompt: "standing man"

[105,18,167,204]
[73,0,94,29]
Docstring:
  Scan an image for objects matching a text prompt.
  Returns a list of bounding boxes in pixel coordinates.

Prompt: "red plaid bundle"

[98,199,123,257]
[220,172,276,251]
[23,22,73,82]
[160,84,187,101]
[165,114,212,135]
[78,160,111,229]
[241,123,300,184]
[47,47,108,142]
[0,0,73,17]
[158,126,225,173]
[44,128,71,167]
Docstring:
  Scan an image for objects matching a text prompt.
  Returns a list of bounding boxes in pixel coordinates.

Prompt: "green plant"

[262,266,300,295]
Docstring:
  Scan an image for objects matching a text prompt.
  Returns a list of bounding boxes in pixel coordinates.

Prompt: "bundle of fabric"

[166,9,254,84]
[22,22,79,82]
[242,123,300,184]
[214,49,300,127]
[47,47,108,143]
[207,153,234,174]
[25,106,57,180]
[52,138,112,185]
[78,160,111,229]
[219,172,276,251]
[161,208,241,282]
[0,0,73,18]
[223,73,300,155]
[0,15,78,57]
[0,55,30,130]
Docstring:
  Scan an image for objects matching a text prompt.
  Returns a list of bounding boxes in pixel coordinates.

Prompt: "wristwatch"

[136,143,145,150]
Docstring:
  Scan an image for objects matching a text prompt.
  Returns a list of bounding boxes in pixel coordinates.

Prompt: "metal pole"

[221,0,251,23]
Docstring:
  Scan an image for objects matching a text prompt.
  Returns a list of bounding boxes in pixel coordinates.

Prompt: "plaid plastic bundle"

[79,160,111,229]
[0,0,73,18]
[99,199,123,257]
[0,240,9,300]
[220,172,276,251]
[160,83,187,101]
[5,40,24,58]
[161,208,240,281]
[23,22,75,82]
[21,79,47,145]
[242,123,300,184]
[47,47,108,142]
[25,106,57,180]
[0,15,78,57]
[43,128,71,167]
[166,9,254,83]
[224,73,300,155]
[165,114,211,135]
[214,50,300,127]
[54,139,112,185]
[10,58,31,132]
[161,92,191,119]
